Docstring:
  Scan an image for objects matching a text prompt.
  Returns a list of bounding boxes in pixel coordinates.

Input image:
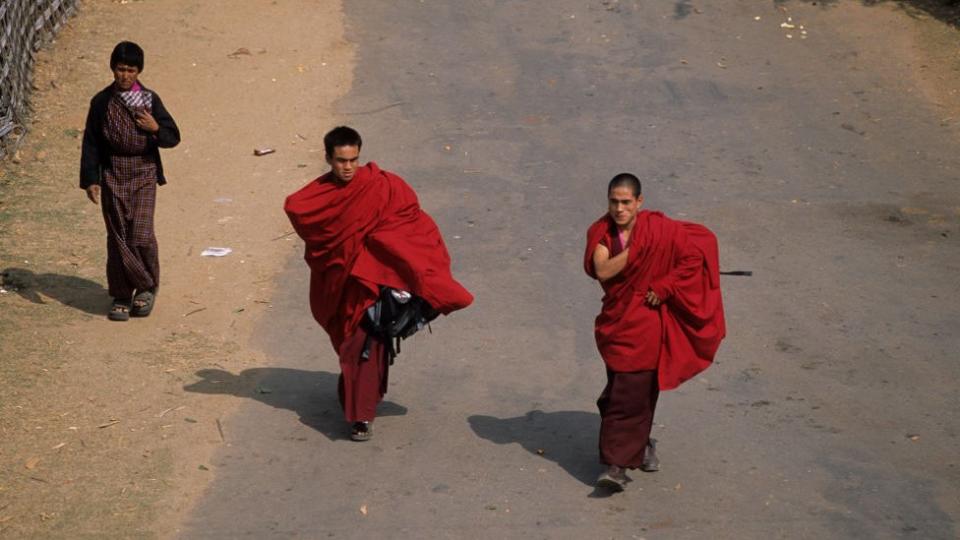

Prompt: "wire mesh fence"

[0,0,79,159]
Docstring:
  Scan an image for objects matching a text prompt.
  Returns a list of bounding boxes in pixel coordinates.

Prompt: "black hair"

[324,126,363,156]
[110,41,144,71]
[608,173,642,197]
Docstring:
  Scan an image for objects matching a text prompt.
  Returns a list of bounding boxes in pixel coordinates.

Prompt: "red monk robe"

[585,210,725,469]
[584,210,725,390]
[285,162,473,422]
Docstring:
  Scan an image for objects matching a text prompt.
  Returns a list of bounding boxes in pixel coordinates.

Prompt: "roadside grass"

[0,30,231,539]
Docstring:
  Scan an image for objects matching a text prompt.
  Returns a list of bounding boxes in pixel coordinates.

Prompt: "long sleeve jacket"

[79,83,180,189]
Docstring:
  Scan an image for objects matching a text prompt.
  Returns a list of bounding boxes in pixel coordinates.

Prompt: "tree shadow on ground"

[1,267,108,316]
[469,410,616,495]
[183,367,407,441]
[776,0,960,28]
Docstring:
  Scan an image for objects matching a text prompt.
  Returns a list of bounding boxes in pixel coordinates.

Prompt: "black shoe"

[641,438,659,472]
[596,465,628,492]
[350,421,373,441]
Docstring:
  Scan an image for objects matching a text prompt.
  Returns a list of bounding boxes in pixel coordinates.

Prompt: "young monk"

[585,173,725,492]
[284,126,473,441]
[80,41,180,321]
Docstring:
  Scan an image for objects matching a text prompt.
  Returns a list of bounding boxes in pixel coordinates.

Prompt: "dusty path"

[177,1,959,539]
[1,1,959,539]
[1,1,351,537]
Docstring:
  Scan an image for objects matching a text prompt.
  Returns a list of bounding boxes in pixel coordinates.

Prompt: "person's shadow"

[469,410,613,495]
[183,368,408,441]
[1,267,109,315]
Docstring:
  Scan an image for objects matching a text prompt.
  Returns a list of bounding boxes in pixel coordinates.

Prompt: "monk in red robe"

[585,173,725,491]
[285,126,473,441]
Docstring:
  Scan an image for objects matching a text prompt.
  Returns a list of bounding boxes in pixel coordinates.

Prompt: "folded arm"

[150,94,181,148]
[592,243,629,282]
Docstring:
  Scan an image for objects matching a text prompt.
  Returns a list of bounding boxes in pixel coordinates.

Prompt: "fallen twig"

[340,101,406,116]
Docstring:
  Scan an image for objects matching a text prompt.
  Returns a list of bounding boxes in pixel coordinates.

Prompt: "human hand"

[135,110,159,133]
[645,289,661,307]
[85,185,100,205]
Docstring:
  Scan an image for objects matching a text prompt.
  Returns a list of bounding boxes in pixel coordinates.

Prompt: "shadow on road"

[468,409,604,489]
[777,0,960,28]
[183,367,407,441]
[1,267,108,315]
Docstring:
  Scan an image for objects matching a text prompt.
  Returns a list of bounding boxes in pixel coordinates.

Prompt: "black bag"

[362,286,439,363]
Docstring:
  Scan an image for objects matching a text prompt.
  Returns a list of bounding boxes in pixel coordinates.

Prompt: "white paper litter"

[201,247,233,257]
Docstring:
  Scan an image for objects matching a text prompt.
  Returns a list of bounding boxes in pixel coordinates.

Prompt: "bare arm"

[592,243,630,282]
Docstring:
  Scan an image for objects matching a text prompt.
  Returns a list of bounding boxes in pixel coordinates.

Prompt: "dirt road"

[177,1,960,538]
[1,1,350,537]
[2,1,959,539]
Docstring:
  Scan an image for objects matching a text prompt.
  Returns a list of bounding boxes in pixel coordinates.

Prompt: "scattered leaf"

[25,457,40,470]
[360,504,368,515]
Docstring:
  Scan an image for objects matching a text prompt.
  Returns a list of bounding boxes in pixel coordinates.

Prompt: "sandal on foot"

[131,290,156,317]
[108,299,131,321]
[350,421,373,441]
[596,465,628,492]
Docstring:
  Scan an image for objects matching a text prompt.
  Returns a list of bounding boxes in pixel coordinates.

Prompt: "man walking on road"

[584,173,725,491]
[80,41,180,321]
[285,126,473,441]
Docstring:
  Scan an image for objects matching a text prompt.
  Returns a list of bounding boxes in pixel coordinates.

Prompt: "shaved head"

[607,173,641,198]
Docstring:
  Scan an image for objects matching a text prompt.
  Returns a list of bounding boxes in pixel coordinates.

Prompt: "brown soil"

[811,1,960,124]
[0,0,351,537]
[1,0,957,538]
